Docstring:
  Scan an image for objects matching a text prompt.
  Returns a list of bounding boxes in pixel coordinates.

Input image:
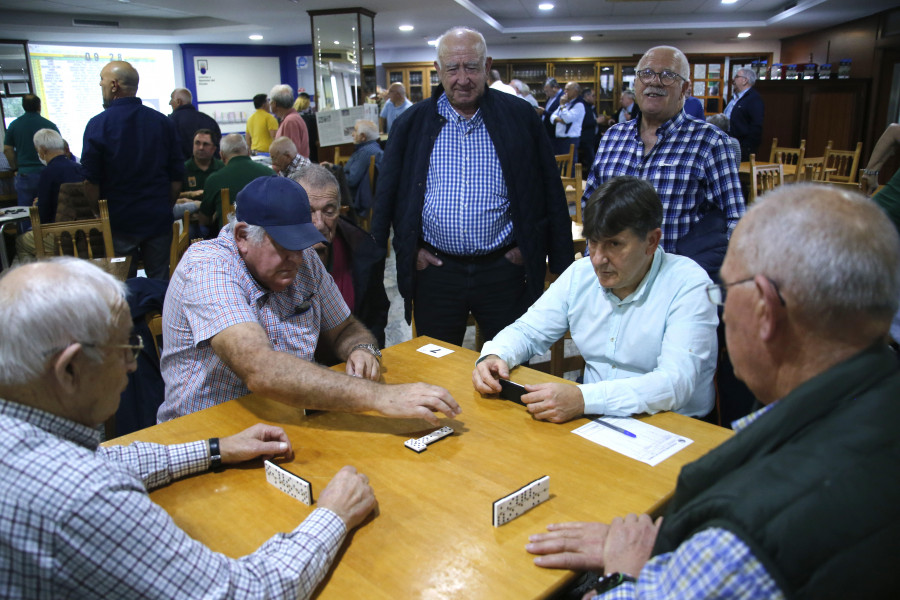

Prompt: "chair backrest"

[29,198,115,259]
[555,143,575,178]
[561,163,584,224]
[769,138,806,166]
[146,310,164,361]
[823,141,863,183]
[357,154,379,232]
[796,155,825,182]
[750,163,784,205]
[334,146,350,167]
[54,181,96,222]
[220,187,234,224]
[169,209,191,277]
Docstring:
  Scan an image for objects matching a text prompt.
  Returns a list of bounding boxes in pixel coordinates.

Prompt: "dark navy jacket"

[728,86,764,161]
[372,85,573,320]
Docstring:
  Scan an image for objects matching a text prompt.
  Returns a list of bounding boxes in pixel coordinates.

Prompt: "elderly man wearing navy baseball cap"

[158,175,461,424]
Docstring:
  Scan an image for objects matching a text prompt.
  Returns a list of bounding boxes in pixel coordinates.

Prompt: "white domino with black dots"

[492,475,550,527]
[404,426,454,453]
[264,460,313,505]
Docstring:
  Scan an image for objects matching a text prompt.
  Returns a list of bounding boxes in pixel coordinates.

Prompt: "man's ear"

[485,56,493,73]
[646,228,662,255]
[754,275,783,342]
[52,343,82,395]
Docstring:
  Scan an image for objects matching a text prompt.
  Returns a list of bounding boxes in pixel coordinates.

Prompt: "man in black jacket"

[372,27,572,346]
[526,184,900,598]
[724,68,764,161]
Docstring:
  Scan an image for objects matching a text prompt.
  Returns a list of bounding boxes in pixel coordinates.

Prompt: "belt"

[419,239,516,265]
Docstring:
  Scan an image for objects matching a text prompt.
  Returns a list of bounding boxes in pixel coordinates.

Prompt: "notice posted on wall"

[316,104,379,147]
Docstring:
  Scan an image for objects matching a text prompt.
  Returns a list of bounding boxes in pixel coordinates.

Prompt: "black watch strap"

[595,572,637,594]
[208,437,222,471]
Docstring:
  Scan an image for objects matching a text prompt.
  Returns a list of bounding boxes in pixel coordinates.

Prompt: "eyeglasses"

[44,332,144,362]
[706,277,786,307]
[636,68,686,86]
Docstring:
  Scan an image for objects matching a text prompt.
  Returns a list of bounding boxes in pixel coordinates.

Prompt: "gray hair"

[544,78,559,90]
[268,84,295,109]
[731,184,900,337]
[511,79,530,95]
[172,87,192,104]
[33,128,64,152]
[290,163,339,197]
[0,258,127,385]
[639,46,690,81]
[736,68,757,86]
[622,89,636,101]
[268,136,298,159]
[436,27,487,71]
[220,133,249,158]
[354,119,379,142]
[226,211,267,246]
[706,113,730,132]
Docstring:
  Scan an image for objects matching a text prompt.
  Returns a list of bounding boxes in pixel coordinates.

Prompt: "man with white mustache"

[582,46,743,278]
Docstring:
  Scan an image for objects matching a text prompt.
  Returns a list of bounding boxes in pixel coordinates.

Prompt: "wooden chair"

[749,163,784,205]
[146,310,164,361]
[823,141,863,183]
[555,143,575,178]
[796,155,826,182]
[333,146,350,167]
[169,209,191,277]
[561,163,584,223]
[220,188,234,224]
[29,199,114,259]
[768,137,806,166]
[357,154,378,232]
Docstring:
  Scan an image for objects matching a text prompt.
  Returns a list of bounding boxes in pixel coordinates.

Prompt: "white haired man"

[168,87,221,160]
[723,67,764,161]
[527,185,900,598]
[342,119,383,202]
[198,133,273,230]
[379,83,412,134]
[270,84,310,158]
[269,136,311,180]
[583,46,743,277]
[0,257,377,598]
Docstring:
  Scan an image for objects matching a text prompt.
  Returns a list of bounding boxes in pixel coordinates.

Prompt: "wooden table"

[107,337,732,599]
[91,255,132,281]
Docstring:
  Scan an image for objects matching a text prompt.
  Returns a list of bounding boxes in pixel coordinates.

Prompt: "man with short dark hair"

[245,93,279,155]
[160,175,460,424]
[82,61,184,280]
[526,184,900,598]
[182,129,224,195]
[3,94,60,230]
[724,67,764,161]
[372,27,573,346]
[198,133,272,230]
[584,46,743,277]
[168,87,221,160]
[0,257,377,599]
[270,84,310,159]
[473,176,717,421]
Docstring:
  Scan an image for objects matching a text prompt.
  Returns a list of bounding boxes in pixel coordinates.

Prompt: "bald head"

[99,61,139,108]
[169,88,192,110]
[220,133,250,161]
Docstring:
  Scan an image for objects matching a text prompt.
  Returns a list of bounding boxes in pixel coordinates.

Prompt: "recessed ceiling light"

[249,34,263,40]
[538,3,554,10]
[721,0,738,4]
[333,40,340,45]
[427,39,438,46]
[737,32,751,38]
[571,35,583,42]
[399,24,414,32]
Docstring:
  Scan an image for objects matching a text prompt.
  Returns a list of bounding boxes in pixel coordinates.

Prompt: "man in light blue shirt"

[379,83,413,134]
[473,176,717,421]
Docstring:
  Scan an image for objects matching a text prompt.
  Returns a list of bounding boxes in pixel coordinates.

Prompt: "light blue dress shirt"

[479,248,718,417]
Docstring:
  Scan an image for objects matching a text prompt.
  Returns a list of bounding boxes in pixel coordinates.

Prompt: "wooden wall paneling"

[758,83,804,152]
[803,84,867,155]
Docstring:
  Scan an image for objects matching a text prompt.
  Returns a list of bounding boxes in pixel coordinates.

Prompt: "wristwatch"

[352,343,382,361]
[594,572,637,593]
[863,169,879,176]
[208,437,222,471]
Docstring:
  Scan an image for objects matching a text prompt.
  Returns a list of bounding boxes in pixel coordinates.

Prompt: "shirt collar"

[601,246,664,305]
[437,92,483,127]
[0,397,100,450]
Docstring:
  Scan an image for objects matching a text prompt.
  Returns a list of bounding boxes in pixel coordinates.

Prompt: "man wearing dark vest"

[525,184,900,598]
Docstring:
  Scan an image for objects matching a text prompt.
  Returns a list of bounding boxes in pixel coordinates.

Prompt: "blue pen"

[596,418,637,438]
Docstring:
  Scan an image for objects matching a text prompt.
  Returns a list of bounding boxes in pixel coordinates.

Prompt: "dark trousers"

[113,229,173,281]
[413,251,529,347]
[554,137,579,165]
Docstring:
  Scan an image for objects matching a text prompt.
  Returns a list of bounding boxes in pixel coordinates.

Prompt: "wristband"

[208,437,222,471]
[863,169,879,176]
[595,572,637,593]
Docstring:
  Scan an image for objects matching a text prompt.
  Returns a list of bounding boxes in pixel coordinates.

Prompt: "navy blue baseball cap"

[235,175,327,251]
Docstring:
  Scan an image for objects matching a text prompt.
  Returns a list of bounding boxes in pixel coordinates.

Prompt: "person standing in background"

[245,93,279,155]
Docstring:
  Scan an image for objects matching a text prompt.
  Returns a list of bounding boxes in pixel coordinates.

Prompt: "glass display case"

[307,9,376,110]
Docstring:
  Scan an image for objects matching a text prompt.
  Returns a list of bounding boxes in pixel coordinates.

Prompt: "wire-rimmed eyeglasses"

[44,333,144,362]
[636,68,686,87]
[706,277,786,307]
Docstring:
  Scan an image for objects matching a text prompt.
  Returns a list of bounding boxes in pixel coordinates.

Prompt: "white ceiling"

[0,0,894,53]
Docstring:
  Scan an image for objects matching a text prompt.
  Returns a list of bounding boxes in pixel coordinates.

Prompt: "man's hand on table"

[522,382,584,423]
[318,465,377,529]
[219,423,294,464]
[526,521,611,570]
[346,348,381,381]
[601,513,662,577]
[472,355,510,394]
[374,383,461,426]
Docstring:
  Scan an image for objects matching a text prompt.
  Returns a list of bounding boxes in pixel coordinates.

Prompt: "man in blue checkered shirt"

[525,185,900,598]
[582,46,744,278]
[373,27,573,346]
[0,258,377,599]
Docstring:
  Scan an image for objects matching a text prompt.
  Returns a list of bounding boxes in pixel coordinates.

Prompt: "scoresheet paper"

[572,417,694,466]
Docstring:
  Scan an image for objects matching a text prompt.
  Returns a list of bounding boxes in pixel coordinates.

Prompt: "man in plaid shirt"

[583,46,744,278]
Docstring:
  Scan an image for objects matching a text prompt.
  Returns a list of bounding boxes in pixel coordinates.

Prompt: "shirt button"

[610,337,614,342]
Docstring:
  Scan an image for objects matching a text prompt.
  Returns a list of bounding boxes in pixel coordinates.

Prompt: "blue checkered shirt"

[0,398,347,599]
[583,111,744,252]
[159,226,350,421]
[421,93,514,255]
[593,403,784,599]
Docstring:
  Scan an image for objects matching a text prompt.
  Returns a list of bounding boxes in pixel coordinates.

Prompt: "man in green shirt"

[199,133,272,232]
[177,128,225,237]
